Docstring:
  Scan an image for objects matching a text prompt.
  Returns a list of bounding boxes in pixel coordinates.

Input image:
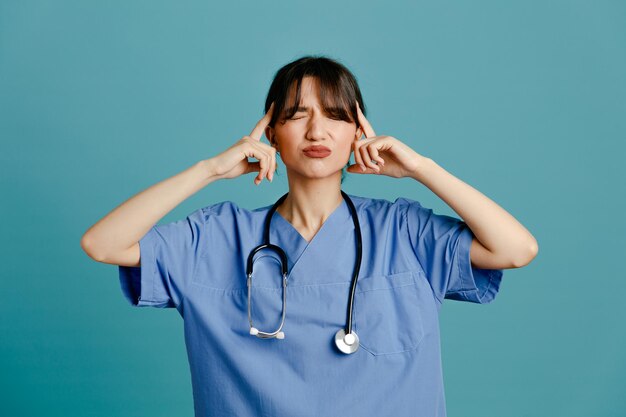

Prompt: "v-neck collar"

[269,196,352,281]
[274,197,348,244]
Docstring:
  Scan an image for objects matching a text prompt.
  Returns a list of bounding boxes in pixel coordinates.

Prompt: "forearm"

[81,159,217,261]
[411,157,538,266]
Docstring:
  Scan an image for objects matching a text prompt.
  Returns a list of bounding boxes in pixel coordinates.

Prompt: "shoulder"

[340,194,428,234]
[196,200,273,234]
[200,198,273,212]
[346,194,424,218]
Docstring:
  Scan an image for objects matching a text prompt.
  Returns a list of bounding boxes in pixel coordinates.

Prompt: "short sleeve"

[400,198,503,305]
[118,207,207,309]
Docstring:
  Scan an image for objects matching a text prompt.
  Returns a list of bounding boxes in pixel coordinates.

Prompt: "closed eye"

[287,113,343,121]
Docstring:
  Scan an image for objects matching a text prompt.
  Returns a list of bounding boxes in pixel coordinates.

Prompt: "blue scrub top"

[119,194,503,417]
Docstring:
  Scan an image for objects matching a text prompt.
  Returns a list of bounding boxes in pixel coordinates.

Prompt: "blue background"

[1,1,625,416]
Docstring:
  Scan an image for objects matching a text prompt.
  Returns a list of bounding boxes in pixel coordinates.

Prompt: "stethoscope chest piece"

[335,328,360,354]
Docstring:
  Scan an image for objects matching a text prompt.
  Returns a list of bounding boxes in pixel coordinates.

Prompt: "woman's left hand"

[348,102,429,179]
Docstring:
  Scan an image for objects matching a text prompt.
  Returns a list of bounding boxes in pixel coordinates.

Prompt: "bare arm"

[410,157,538,269]
[349,102,538,270]
[81,102,278,266]
[80,159,217,264]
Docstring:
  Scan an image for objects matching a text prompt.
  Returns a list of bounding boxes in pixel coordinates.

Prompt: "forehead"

[283,76,348,114]
[285,76,321,103]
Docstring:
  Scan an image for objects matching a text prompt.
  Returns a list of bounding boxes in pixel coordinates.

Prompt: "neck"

[278,170,343,233]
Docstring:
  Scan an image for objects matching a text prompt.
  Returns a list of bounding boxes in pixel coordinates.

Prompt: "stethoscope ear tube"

[246,243,289,277]
[247,268,288,340]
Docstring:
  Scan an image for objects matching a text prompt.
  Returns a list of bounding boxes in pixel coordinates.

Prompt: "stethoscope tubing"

[246,190,362,352]
[342,190,363,337]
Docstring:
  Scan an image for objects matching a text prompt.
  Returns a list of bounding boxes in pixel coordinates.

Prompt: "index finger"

[356,101,376,138]
[249,102,275,141]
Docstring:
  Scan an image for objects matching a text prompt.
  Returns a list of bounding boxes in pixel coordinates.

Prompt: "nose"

[305,112,329,141]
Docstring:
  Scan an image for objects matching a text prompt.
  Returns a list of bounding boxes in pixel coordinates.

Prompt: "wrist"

[410,157,436,182]
[198,159,220,182]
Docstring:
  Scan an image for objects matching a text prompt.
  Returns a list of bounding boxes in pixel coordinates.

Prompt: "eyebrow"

[284,106,309,114]
[283,105,347,114]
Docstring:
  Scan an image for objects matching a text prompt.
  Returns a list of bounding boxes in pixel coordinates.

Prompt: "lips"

[303,145,331,158]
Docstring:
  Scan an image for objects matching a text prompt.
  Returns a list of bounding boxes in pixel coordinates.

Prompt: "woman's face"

[266,76,363,182]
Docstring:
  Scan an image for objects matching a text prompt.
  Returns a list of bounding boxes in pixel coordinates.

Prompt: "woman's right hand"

[207,102,277,185]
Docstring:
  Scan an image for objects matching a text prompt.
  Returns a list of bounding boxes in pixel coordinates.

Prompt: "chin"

[288,167,343,180]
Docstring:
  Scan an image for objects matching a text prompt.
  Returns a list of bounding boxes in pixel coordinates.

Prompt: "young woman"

[82,55,538,417]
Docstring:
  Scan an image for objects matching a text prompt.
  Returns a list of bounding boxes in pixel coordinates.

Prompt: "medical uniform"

[119,194,503,417]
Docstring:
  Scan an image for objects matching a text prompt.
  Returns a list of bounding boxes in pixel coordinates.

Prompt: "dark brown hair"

[264,55,366,183]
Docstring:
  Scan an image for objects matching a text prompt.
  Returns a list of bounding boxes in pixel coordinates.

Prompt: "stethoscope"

[246,190,363,354]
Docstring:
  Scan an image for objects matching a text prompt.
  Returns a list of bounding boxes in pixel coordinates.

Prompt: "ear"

[265,126,275,147]
[355,125,363,140]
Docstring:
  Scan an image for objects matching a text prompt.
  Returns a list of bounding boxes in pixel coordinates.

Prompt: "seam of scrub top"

[402,200,443,306]
[189,267,424,293]
[479,269,502,301]
[456,226,476,294]
[455,225,503,303]
[180,207,209,309]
